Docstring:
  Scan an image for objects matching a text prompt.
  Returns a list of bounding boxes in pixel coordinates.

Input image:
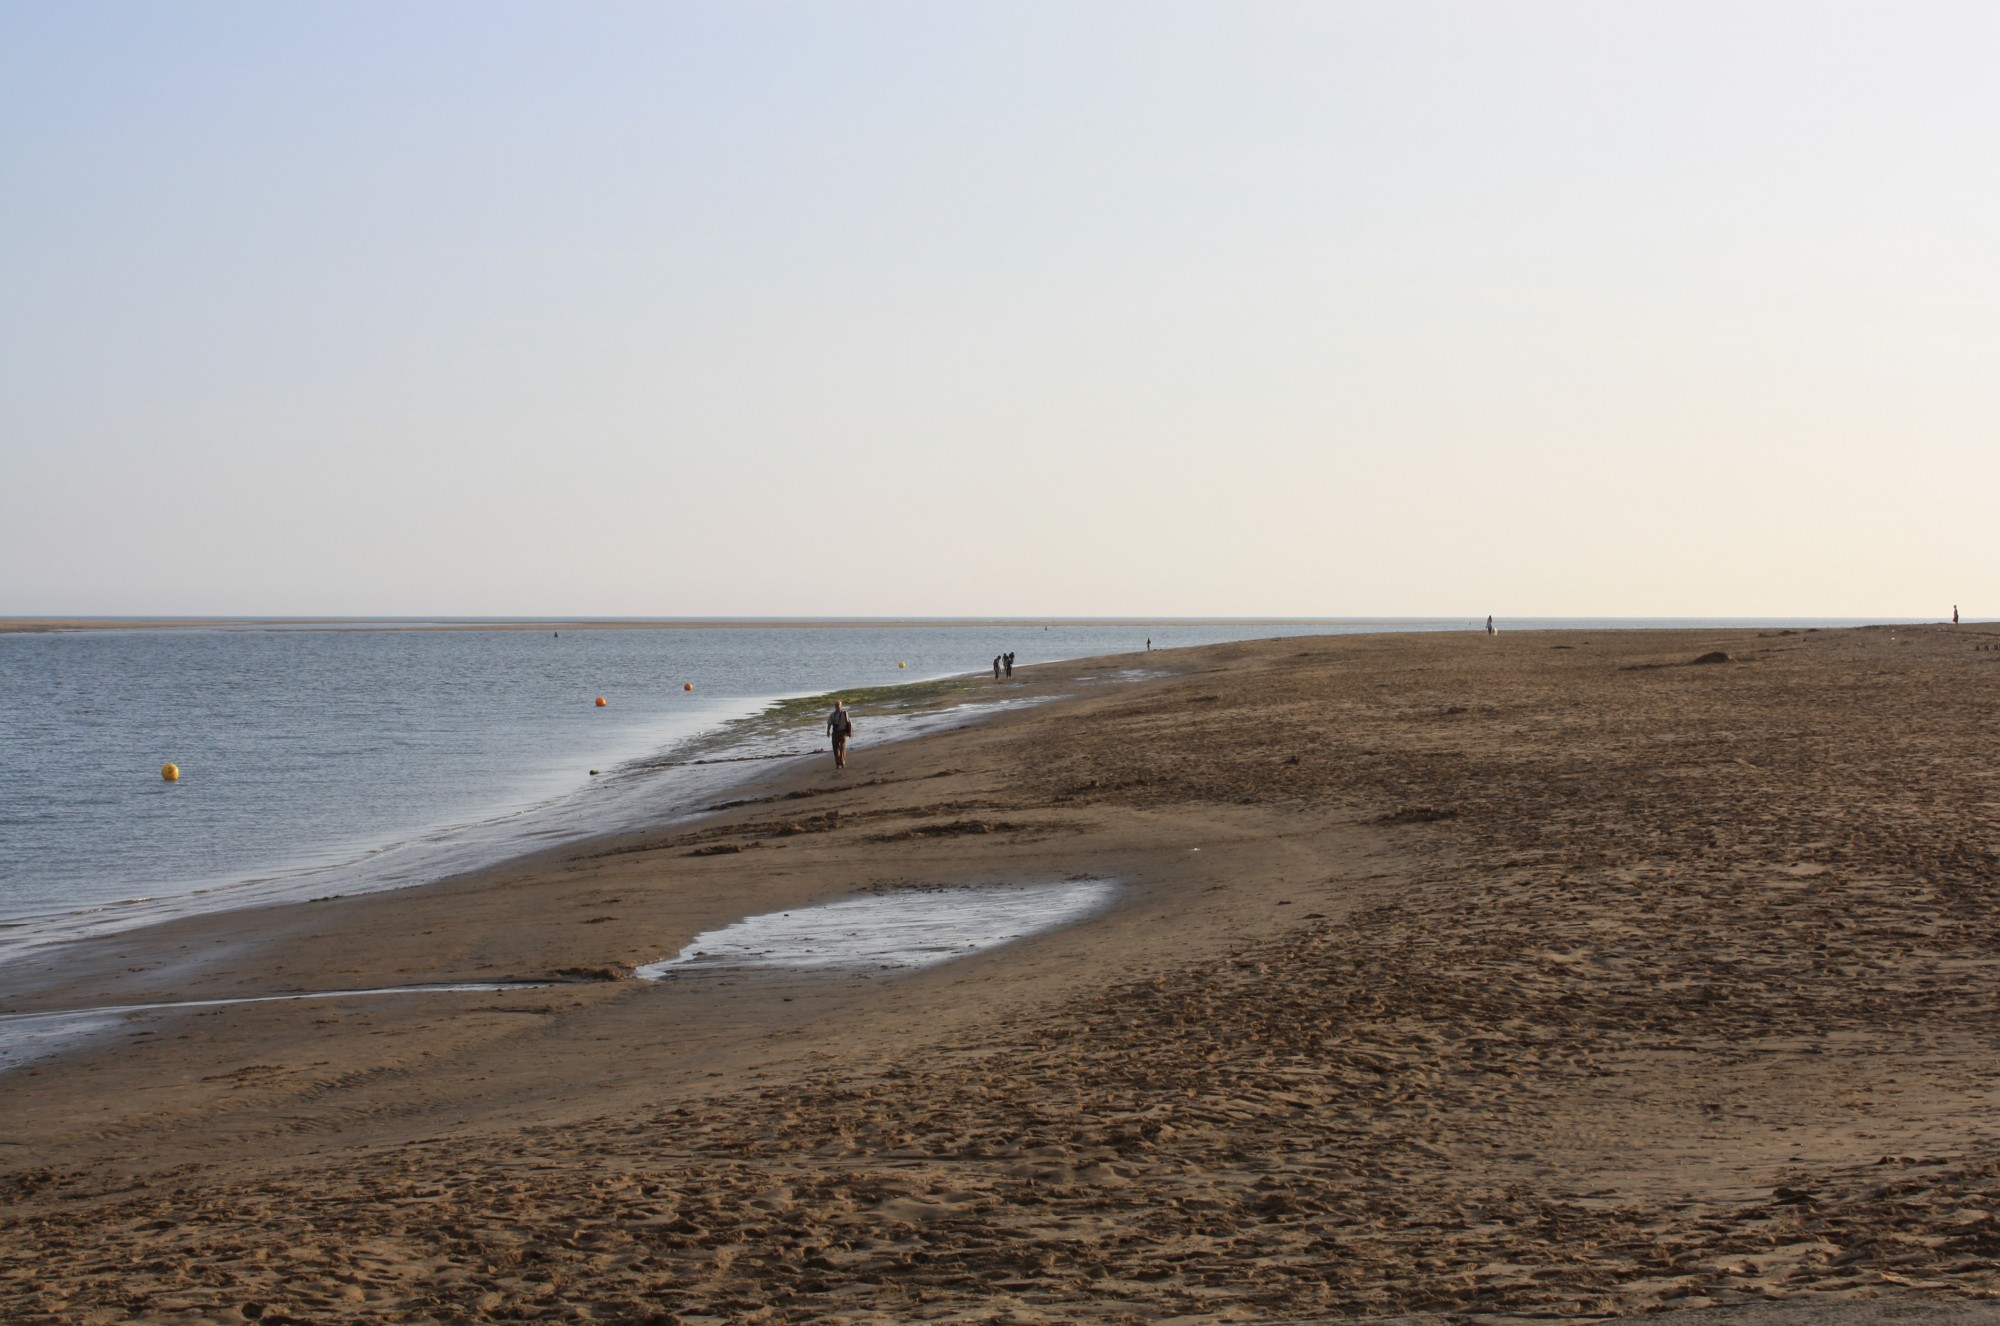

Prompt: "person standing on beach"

[1954,605,1960,625]
[826,700,853,771]
[1486,615,1496,636]
[993,655,1002,681]
[1003,652,1013,677]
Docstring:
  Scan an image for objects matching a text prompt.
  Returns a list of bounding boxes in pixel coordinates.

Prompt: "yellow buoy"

[898,661,906,668]
[683,682,694,691]
[595,696,607,707]
[161,763,180,782]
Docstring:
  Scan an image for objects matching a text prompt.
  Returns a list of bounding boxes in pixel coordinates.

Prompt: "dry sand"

[3,626,1999,1324]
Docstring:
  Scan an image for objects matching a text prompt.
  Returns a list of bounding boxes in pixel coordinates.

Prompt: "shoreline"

[8,615,1472,634]
[0,661,1024,971]
[0,657,1116,1028]
[1,614,1946,635]
[4,625,1998,1321]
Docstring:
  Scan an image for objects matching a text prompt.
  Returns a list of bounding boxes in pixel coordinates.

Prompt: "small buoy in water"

[589,769,600,776]
[595,696,607,707]
[683,682,694,691]
[898,661,906,668]
[161,763,180,781]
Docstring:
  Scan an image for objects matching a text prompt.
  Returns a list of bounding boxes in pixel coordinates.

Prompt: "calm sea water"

[0,617,1888,960]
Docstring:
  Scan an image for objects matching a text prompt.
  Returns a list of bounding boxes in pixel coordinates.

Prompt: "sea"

[0,617,1895,966]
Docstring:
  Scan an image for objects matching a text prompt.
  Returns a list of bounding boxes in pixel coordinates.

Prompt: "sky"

[2,2,1994,618]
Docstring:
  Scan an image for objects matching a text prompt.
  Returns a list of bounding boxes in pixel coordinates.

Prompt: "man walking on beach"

[826,700,853,772]
[993,656,1002,681]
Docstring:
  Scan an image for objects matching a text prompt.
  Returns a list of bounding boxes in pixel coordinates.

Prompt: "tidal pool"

[636,878,1118,979]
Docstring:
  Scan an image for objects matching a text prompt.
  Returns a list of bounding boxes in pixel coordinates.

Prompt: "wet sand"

[3,626,1999,1323]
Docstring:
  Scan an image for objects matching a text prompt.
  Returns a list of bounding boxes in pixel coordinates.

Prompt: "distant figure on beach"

[1003,652,1014,677]
[1146,638,1152,650]
[1954,605,1960,625]
[993,655,1002,681]
[826,701,853,771]
[1486,615,1496,636]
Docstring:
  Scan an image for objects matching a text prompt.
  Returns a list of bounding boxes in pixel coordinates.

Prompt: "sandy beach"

[4,626,1999,1324]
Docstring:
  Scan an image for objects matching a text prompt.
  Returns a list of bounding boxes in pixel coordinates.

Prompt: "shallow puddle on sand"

[1,881,1121,1071]
[636,878,1118,980]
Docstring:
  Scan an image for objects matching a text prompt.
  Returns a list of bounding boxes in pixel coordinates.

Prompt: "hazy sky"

[3,3,1993,617]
